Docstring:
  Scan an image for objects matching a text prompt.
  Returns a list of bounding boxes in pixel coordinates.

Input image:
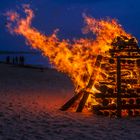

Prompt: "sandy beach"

[0,64,140,140]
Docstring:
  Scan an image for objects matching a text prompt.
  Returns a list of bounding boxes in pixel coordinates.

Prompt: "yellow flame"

[6,6,132,94]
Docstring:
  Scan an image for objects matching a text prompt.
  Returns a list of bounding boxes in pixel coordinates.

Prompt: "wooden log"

[61,55,102,112]
[76,91,90,112]
[93,104,140,111]
[136,98,140,105]
[129,99,135,105]
[122,105,140,109]
[137,59,140,67]
[128,110,133,116]
[134,111,140,116]
[92,104,117,110]
[86,55,102,89]
[102,99,109,106]
[104,111,110,117]
[121,100,126,105]
[137,88,140,93]
[117,56,122,118]
[60,91,83,111]
[76,55,103,112]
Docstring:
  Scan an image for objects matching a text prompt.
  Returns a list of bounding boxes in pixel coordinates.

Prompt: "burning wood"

[6,6,140,117]
[61,36,140,118]
[92,36,140,117]
[60,55,102,112]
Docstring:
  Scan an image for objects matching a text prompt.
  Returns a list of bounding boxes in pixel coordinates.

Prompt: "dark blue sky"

[0,0,140,51]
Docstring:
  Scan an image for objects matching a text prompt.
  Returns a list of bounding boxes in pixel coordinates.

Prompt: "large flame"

[6,5,132,93]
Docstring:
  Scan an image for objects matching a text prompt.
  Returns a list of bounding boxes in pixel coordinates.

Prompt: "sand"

[0,64,140,140]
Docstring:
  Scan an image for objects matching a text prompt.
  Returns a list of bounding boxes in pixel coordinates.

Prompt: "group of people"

[6,56,25,65]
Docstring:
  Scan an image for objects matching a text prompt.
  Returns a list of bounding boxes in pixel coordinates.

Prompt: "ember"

[6,6,140,117]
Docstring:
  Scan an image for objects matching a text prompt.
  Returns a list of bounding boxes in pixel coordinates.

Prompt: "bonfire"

[6,5,140,117]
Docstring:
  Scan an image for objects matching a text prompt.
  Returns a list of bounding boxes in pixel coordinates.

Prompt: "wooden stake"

[117,56,122,118]
[60,55,103,112]
[76,91,90,112]
[60,91,83,111]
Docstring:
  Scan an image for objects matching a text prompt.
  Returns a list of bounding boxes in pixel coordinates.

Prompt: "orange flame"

[6,6,132,93]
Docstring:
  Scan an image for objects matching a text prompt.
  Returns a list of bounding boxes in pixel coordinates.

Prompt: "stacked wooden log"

[92,36,140,117]
[61,36,140,117]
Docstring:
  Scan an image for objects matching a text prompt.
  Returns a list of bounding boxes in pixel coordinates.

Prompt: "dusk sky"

[0,0,140,51]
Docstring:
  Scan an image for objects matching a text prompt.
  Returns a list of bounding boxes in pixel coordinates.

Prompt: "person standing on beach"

[15,56,18,65]
[22,56,25,65]
[6,56,10,64]
[19,56,25,65]
[12,57,15,64]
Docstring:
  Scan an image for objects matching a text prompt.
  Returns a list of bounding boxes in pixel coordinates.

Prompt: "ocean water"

[0,54,51,68]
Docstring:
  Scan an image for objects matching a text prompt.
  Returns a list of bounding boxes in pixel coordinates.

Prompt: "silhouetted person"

[12,57,15,64]
[19,56,25,65]
[19,56,22,65]
[22,56,25,65]
[15,56,18,64]
[6,56,10,64]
